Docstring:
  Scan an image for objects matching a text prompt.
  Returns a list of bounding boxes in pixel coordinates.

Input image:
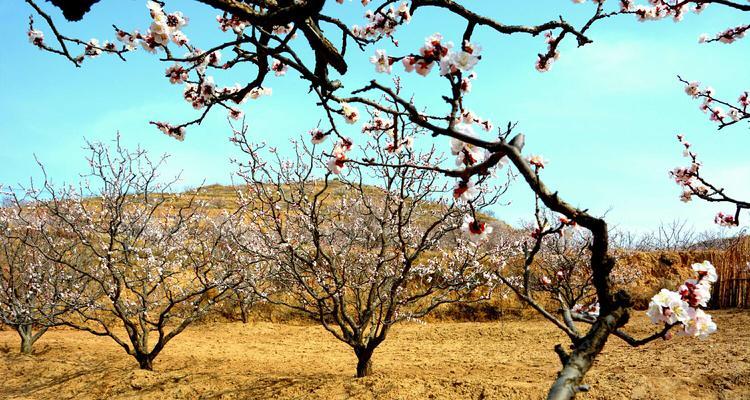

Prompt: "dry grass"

[1,310,748,399]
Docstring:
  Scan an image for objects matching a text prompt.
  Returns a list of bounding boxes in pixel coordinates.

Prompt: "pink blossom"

[461,215,492,243]
[309,129,328,144]
[28,29,44,47]
[452,180,477,202]
[341,103,360,124]
[370,49,393,74]
[271,60,288,76]
[151,121,186,141]
[714,212,737,227]
[527,155,547,169]
[327,153,347,175]
[228,108,244,120]
[165,64,188,84]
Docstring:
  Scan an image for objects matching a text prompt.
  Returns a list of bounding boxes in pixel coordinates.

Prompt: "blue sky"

[0,0,747,233]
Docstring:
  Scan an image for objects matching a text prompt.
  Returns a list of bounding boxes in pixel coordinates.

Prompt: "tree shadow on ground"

[0,363,111,398]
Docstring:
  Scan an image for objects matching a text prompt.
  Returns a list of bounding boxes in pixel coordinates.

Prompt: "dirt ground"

[0,310,748,400]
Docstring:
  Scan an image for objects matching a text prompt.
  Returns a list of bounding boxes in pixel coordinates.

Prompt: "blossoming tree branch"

[21,0,748,398]
[671,79,749,226]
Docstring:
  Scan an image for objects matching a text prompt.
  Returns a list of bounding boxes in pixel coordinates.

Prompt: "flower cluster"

[401,33,449,76]
[618,0,707,23]
[27,29,44,47]
[271,23,296,37]
[615,1,747,64]
[714,212,737,227]
[669,134,707,203]
[446,109,505,178]
[183,77,215,110]
[646,261,717,339]
[182,78,269,116]
[84,39,112,58]
[29,19,115,61]
[165,63,188,84]
[352,2,411,39]
[693,82,745,124]
[216,13,248,34]
[670,134,744,226]
[150,121,186,141]
[398,34,481,78]
[457,109,492,132]
[361,113,394,136]
[136,0,190,52]
[69,2,283,137]
[114,29,138,50]
[682,80,749,126]
[535,31,561,72]
[699,24,749,44]
[439,40,481,76]
[327,137,353,175]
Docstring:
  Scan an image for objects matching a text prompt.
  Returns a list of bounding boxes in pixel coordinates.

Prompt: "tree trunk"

[17,325,35,355]
[547,308,627,400]
[136,354,154,370]
[240,303,249,324]
[354,347,374,378]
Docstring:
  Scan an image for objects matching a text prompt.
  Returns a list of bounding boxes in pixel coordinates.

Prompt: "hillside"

[181,181,512,229]
[182,184,747,316]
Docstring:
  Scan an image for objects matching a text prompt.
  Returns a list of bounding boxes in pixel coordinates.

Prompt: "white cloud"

[559,39,684,93]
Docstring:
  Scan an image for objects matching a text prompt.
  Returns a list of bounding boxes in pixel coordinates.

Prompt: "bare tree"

[4,137,245,370]
[611,220,698,251]
[229,120,509,377]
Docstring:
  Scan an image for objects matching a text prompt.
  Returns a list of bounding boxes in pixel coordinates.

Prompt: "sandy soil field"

[0,310,748,400]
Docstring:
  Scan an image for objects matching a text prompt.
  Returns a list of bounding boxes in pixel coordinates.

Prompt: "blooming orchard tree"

[229,120,510,377]
[226,279,263,324]
[0,208,88,354]
[4,138,246,370]
[511,208,660,325]
[533,221,598,315]
[21,0,747,397]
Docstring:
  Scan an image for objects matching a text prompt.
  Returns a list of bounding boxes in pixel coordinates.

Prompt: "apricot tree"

[4,138,246,370]
[229,119,509,377]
